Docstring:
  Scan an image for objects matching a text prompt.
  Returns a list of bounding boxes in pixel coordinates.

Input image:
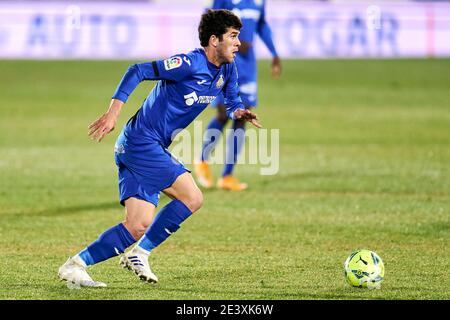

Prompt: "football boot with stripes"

[119,246,158,283]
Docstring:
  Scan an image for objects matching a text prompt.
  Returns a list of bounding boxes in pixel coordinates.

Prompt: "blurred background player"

[195,0,281,191]
[58,9,261,287]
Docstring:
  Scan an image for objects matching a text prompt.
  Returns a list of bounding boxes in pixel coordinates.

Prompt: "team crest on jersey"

[216,75,224,88]
[164,56,183,70]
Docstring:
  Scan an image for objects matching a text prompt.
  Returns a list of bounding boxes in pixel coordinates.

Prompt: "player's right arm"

[88,98,123,142]
[88,55,193,142]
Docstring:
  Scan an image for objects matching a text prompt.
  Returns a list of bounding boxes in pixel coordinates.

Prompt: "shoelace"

[127,255,145,267]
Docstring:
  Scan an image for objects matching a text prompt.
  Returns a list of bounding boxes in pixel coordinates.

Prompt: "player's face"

[217,28,241,64]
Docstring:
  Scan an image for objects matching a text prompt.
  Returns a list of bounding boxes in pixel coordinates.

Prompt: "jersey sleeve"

[257,2,278,57]
[223,63,245,120]
[112,54,193,103]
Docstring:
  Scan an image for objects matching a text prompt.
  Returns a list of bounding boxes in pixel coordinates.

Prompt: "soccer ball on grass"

[344,249,385,289]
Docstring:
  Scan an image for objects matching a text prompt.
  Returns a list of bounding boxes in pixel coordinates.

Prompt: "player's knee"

[183,190,203,213]
[135,223,150,239]
[124,219,151,240]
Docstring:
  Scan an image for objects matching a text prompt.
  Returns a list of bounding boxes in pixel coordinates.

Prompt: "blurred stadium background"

[0,0,449,300]
[1,0,450,59]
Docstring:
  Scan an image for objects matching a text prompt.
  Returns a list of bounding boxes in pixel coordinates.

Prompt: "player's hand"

[271,56,282,79]
[88,99,123,142]
[88,112,117,142]
[234,109,262,128]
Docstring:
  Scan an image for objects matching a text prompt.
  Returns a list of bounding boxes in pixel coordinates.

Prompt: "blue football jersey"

[112,48,244,148]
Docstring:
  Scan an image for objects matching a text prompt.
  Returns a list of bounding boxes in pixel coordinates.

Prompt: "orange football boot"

[217,175,248,191]
[194,161,214,188]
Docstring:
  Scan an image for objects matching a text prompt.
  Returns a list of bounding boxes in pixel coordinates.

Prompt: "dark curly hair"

[198,9,242,47]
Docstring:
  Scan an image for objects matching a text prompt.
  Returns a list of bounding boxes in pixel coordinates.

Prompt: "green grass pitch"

[0,59,448,299]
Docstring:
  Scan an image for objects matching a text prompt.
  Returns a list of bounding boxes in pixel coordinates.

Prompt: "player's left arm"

[257,1,281,79]
[223,64,261,128]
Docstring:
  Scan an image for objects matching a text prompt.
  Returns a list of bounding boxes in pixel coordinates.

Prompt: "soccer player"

[58,9,261,287]
[195,0,281,191]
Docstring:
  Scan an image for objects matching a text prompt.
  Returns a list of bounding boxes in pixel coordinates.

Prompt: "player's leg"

[135,172,202,252]
[195,95,228,188]
[58,198,155,288]
[72,163,158,266]
[80,197,156,262]
[122,197,156,240]
[217,59,257,190]
[58,197,156,287]
[121,172,202,283]
[118,197,161,282]
[59,154,157,287]
[217,115,248,190]
[217,92,256,191]
[200,103,229,163]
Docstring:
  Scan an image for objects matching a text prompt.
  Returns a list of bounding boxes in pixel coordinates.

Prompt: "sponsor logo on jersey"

[197,79,208,85]
[184,91,198,106]
[198,96,216,104]
[164,56,183,70]
[216,74,224,88]
[184,91,216,106]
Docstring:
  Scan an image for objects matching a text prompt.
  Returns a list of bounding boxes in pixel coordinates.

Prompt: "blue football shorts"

[114,140,189,207]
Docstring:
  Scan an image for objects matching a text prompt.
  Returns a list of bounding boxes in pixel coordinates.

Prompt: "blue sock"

[223,120,246,176]
[201,117,226,162]
[137,200,192,253]
[78,223,136,266]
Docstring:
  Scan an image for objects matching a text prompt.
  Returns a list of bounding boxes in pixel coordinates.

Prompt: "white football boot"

[58,255,107,288]
[120,246,158,283]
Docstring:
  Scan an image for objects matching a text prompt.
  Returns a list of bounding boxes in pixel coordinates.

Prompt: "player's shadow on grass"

[6,201,119,217]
